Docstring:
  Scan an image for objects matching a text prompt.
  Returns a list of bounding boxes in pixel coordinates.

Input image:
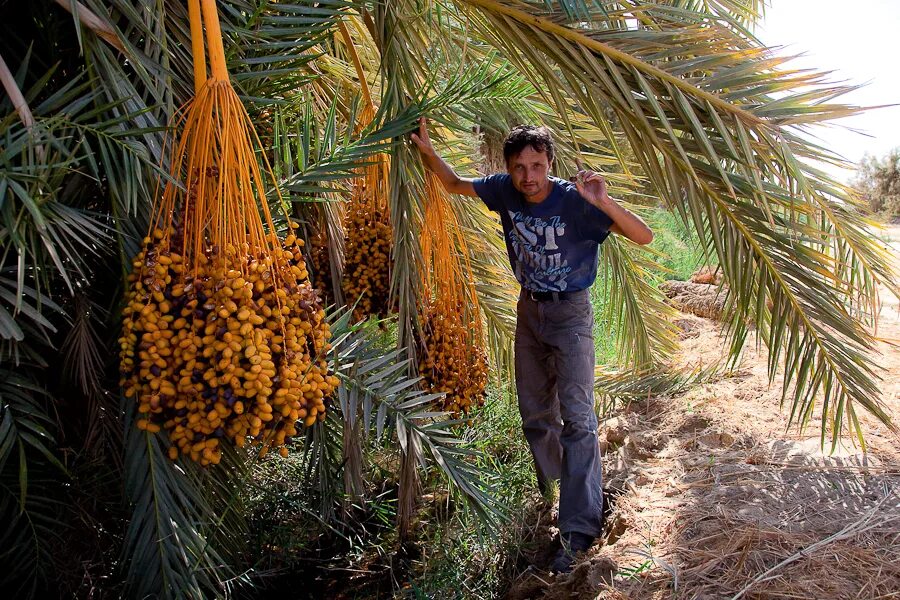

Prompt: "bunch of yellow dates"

[308,225,332,302]
[342,201,393,322]
[120,226,339,465]
[418,301,488,415]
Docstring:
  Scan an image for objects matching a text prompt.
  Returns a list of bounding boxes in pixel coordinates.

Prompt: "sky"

[757,0,900,180]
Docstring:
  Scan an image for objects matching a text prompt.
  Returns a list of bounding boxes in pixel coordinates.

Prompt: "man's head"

[503,125,555,202]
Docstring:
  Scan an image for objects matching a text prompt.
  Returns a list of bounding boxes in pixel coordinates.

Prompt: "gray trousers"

[515,288,603,538]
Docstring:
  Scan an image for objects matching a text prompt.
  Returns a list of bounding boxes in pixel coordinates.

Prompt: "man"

[411,119,653,573]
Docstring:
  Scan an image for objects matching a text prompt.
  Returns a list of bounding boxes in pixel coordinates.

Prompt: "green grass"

[590,286,618,366]
[645,209,710,282]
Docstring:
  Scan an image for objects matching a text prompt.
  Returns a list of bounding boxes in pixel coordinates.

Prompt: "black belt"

[523,289,585,302]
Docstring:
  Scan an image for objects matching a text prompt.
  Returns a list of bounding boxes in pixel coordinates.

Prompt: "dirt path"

[506,226,900,600]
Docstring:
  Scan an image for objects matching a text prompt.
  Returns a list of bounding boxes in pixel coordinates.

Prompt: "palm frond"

[604,1,766,39]
[121,399,250,600]
[0,367,68,597]
[320,308,504,528]
[0,56,160,305]
[223,0,354,95]
[451,192,519,382]
[279,93,392,198]
[301,392,346,522]
[377,28,427,376]
[598,235,680,369]
[594,362,723,416]
[0,370,66,484]
[59,293,105,397]
[0,471,67,598]
[457,0,897,445]
[0,271,61,346]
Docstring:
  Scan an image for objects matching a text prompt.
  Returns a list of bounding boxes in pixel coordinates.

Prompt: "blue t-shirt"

[473,174,614,292]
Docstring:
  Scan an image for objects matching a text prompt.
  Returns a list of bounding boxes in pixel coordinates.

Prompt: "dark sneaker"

[550,531,595,574]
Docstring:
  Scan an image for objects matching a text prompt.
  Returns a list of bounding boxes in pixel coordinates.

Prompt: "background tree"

[856,148,900,221]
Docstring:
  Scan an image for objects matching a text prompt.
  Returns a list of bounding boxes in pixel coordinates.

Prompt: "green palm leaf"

[0,368,68,597]
[0,371,66,498]
[598,235,680,368]
[314,309,504,528]
[0,471,67,598]
[454,0,897,446]
[121,400,250,600]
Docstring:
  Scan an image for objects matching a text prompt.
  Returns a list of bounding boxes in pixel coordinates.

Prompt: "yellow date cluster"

[418,303,488,415]
[308,226,333,303]
[342,203,393,322]
[119,227,339,465]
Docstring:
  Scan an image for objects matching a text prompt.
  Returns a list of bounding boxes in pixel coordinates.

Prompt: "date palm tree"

[0,0,895,597]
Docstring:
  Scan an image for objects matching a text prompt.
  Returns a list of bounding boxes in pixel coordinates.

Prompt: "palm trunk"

[397,426,420,540]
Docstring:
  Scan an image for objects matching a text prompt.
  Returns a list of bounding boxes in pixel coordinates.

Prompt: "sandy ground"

[506,226,900,600]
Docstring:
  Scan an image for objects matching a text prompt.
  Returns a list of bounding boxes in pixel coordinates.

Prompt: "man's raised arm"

[410,118,478,198]
[575,170,654,245]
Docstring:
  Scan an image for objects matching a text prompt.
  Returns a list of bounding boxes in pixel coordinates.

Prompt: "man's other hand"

[574,170,611,210]
[574,170,653,245]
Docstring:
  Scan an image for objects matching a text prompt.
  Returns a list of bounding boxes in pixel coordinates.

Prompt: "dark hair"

[503,125,555,165]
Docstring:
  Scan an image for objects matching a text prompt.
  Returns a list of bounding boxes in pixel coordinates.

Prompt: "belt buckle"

[528,290,540,302]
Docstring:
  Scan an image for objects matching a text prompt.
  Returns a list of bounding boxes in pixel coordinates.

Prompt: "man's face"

[507,145,552,202]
